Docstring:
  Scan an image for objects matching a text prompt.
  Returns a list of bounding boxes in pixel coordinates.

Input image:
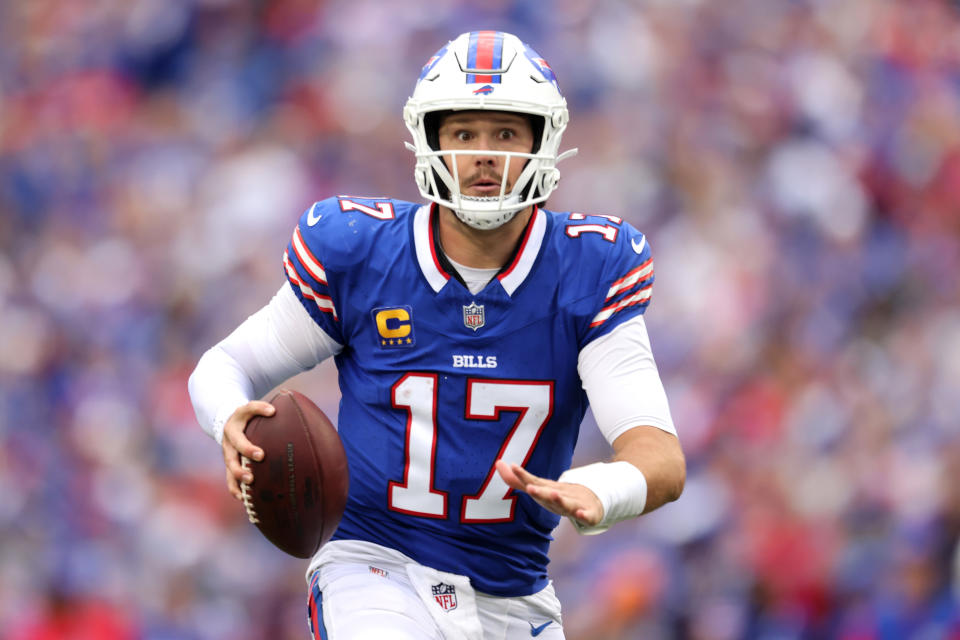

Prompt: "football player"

[189,31,685,639]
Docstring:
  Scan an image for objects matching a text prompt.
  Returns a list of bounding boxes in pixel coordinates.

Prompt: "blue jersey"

[284,196,655,596]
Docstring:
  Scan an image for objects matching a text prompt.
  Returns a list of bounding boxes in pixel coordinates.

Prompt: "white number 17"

[388,374,554,523]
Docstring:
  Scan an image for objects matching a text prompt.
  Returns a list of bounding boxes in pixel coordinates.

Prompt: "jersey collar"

[413,204,547,296]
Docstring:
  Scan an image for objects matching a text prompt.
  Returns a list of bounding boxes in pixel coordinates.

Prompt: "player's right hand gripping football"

[221,401,274,500]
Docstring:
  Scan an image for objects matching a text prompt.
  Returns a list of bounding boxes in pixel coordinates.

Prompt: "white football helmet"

[403,31,577,230]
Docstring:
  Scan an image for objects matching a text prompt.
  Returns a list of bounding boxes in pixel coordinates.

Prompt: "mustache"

[461,170,505,185]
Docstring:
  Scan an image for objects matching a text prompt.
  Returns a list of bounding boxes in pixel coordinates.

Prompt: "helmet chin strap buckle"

[402,107,419,129]
[414,166,429,191]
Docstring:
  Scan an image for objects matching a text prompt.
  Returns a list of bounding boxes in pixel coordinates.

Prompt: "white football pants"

[306,540,564,640]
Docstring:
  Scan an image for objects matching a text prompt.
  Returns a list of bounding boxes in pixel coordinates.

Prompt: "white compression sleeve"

[577,315,676,444]
[188,282,343,443]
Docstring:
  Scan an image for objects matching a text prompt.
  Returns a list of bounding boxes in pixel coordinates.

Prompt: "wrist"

[212,400,246,445]
[558,461,647,535]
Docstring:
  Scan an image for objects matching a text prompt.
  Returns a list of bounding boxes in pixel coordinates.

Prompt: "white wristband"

[558,461,648,535]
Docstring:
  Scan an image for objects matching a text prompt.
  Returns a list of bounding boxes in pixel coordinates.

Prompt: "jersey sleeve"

[283,199,345,344]
[578,224,655,347]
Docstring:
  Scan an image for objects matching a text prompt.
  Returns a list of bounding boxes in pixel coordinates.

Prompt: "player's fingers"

[510,463,549,489]
[242,400,276,421]
[227,428,264,464]
[500,463,597,521]
[225,466,242,500]
[495,460,526,492]
[224,402,274,461]
[528,484,599,522]
[222,439,253,485]
[523,484,567,515]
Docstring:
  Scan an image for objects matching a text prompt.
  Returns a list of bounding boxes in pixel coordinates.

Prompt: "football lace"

[239,456,259,524]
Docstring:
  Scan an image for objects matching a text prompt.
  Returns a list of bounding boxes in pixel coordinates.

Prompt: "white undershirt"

[188,282,676,445]
[446,257,499,295]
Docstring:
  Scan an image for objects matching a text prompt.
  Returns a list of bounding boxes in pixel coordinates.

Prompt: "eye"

[455,131,472,142]
[498,129,515,140]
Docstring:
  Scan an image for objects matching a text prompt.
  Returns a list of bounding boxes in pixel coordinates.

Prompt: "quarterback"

[189,31,685,639]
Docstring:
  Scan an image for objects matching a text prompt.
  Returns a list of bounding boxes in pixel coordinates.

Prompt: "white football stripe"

[606,260,653,300]
[292,226,327,284]
[284,251,338,319]
[590,285,652,327]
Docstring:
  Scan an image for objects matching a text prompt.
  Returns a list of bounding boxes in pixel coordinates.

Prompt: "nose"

[474,152,496,167]
[472,136,498,166]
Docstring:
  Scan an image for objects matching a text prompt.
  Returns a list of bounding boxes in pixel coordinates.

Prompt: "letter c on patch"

[376,308,411,339]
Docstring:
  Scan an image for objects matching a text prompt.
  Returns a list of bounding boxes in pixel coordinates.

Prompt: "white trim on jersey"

[497,207,546,296]
[577,315,676,444]
[187,282,342,443]
[413,205,450,293]
[413,205,548,296]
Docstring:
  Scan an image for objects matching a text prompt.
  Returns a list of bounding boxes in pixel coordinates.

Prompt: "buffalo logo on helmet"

[472,84,495,95]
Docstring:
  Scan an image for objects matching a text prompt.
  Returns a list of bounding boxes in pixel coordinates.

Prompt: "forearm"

[188,282,343,443]
[612,426,685,513]
[188,344,258,444]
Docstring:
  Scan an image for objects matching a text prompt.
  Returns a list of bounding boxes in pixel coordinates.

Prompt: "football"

[240,389,349,558]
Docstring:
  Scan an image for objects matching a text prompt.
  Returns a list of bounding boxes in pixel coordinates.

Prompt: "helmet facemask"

[408,111,559,230]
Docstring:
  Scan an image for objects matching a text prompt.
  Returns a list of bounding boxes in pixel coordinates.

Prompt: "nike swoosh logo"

[631,236,646,255]
[307,205,323,226]
[529,620,553,636]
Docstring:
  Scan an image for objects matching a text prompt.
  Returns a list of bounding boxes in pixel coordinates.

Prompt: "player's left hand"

[495,460,604,527]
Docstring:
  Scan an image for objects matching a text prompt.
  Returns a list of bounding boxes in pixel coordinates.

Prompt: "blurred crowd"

[2,0,959,638]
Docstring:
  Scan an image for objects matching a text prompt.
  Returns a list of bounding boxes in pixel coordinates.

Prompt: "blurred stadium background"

[2,0,960,638]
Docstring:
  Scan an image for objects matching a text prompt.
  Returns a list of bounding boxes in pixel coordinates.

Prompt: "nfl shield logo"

[463,302,485,331]
[431,582,458,612]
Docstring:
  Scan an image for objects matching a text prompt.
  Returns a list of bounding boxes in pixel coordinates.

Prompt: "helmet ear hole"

[423,110,453,200]
[424,111,449,151]
[530,115,544,154]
